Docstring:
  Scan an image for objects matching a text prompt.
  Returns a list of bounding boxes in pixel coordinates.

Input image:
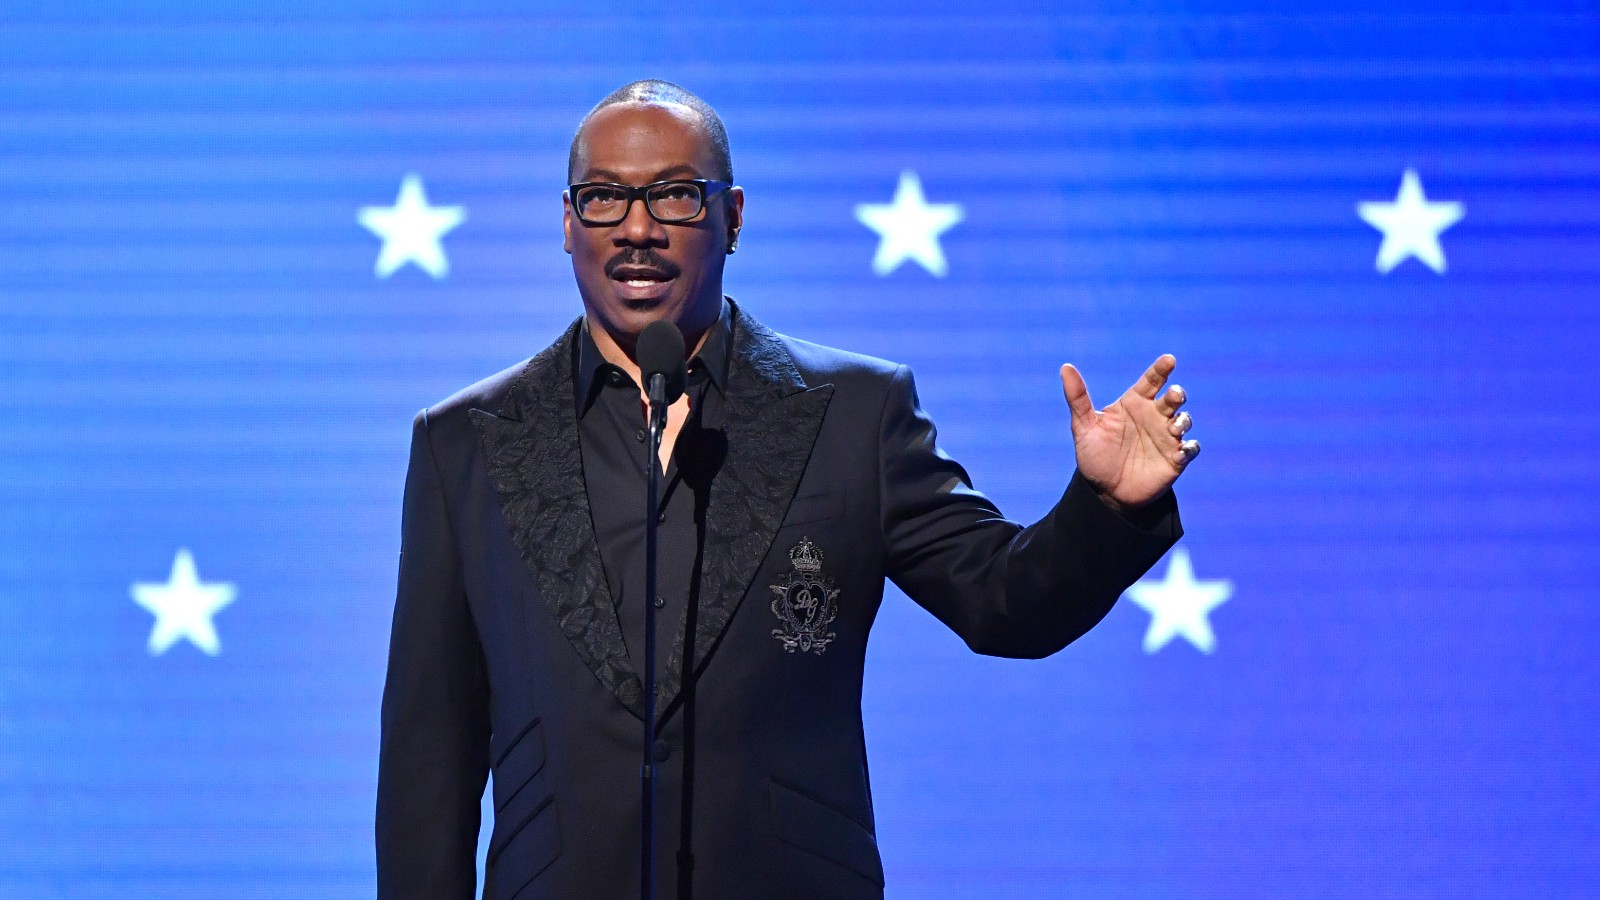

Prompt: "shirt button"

[657,511,667,524]
[635,428,646,443]
[654,596,665,609]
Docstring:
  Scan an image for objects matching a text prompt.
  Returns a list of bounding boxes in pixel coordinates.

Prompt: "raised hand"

[1059,355,1199,512]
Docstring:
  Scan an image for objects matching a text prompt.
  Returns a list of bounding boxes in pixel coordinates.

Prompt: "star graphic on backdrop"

[1356,168,1464,275]
[358,173,466,279]
[130,549,237,656]
[1125,547,1232,654]
[854,170,964,276]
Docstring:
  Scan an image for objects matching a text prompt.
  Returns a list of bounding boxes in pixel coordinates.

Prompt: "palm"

[1060,355,1198,511]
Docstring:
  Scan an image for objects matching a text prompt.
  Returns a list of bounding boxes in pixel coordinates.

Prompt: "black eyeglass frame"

[567,178,734,226]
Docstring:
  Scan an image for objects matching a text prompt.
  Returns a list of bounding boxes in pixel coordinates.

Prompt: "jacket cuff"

[1062,470,1183,543]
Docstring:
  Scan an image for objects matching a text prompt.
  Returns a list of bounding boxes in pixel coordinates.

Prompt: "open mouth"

[608,262,679,301]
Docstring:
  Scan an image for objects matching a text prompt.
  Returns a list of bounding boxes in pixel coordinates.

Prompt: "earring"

[727,237,739,254]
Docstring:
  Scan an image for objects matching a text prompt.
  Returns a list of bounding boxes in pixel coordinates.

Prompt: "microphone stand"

[635,318,684,900]
[641,371,667,900]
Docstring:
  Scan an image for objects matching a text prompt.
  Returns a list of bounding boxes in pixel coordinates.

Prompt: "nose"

[613,194,668,247]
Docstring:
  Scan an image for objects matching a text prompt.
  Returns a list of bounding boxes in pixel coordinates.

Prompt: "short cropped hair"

[567,80,733,183]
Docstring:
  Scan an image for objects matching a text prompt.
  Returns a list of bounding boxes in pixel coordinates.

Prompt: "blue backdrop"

[3,2,1598,897]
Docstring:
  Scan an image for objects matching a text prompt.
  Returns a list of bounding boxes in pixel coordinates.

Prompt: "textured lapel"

[658,307,834,717]
[468,319,646,719]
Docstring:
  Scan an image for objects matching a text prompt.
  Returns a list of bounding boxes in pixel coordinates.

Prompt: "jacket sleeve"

[376,409,491,898]
[879,365,1182,658]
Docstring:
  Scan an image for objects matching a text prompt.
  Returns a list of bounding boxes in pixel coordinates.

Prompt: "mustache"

[605,248,681,279]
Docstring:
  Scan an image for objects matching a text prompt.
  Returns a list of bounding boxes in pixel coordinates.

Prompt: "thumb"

[1059,364,1096,429]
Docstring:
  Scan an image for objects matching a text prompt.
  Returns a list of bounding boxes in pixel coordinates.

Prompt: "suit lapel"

[658,309,833,717]
[469,319,646,719]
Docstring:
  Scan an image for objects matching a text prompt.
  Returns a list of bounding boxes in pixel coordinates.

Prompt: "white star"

[1357,168,1464,275]
[130,549,237,656]
[358,173,466,279]
[1125,547,1232,654]
[854,170,964,276]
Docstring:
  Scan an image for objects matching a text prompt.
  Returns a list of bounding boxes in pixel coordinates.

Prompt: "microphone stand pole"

[641,372,667,900]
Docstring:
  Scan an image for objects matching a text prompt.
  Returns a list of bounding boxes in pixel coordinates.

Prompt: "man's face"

[564,102,743,352]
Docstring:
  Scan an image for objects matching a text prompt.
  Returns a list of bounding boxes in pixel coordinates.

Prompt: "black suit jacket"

[376,303,1181,899]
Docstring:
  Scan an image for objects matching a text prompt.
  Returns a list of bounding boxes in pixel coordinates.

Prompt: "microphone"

[637,319,687,407]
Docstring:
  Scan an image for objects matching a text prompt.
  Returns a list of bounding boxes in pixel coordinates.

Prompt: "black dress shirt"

[574,303,732,677]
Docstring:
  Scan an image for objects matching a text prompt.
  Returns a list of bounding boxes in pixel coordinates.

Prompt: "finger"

[1174,439,1201,467]
[1168,411,1192,437]
[1130,354,1176,400]
[1157,383,1187,416]
[1059,364,1096,426]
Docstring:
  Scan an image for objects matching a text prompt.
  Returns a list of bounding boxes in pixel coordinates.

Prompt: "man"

[377,80,1197,900]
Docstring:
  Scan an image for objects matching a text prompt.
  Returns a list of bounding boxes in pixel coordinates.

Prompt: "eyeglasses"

[568,178,733,226]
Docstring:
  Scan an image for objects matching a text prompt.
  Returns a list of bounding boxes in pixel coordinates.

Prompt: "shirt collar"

[574,299,733,417]
[688,299,732,394]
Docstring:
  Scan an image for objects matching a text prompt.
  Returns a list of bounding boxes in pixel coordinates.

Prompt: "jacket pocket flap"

[769,779,884,886]
[488,795,561,896]
[493,718,547,814]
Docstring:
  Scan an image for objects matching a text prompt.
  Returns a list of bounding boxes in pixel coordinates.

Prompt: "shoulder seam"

[416,408,466,560]
[875,364,911,542]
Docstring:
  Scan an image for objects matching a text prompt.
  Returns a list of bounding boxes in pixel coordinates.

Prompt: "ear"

[561,190,574,254]
[725,185,745,247]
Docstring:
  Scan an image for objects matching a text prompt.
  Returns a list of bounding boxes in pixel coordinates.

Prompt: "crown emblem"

[770,537,840,655]
[788,538,823,574]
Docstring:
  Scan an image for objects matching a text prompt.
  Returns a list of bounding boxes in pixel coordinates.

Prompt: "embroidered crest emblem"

[769,537,839,654]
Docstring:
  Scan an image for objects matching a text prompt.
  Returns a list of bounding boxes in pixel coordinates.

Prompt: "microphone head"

[636,319,687,404]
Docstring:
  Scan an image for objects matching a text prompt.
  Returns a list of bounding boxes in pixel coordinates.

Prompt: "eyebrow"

[580,164,702,183]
